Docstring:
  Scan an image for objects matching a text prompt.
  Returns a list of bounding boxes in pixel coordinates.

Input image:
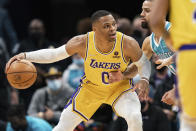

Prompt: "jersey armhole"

[121,34,129,64]
[84,33,89,61]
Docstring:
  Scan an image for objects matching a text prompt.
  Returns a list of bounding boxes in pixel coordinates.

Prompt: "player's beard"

[141,21,149,29]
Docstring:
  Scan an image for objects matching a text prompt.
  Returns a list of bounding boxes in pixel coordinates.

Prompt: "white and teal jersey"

[150,21,176,75]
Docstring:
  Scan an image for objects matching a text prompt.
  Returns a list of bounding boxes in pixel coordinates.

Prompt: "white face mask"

[47,79,62,91]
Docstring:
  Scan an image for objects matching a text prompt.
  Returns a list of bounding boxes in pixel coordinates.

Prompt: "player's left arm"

[123,35,151,83]
[124,35,151,100]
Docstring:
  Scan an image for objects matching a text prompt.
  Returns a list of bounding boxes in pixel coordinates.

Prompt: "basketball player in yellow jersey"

[149,0,196,130]
[6,10,151,131]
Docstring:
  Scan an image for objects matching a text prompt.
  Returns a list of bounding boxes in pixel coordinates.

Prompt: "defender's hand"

[108,70,123,83]
[5,53,26,73]
[133,80,149,101]
[155,57,173,69]
[162,87,176,105]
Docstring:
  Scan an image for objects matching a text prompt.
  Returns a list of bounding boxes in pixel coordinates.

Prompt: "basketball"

[6,60,37,89]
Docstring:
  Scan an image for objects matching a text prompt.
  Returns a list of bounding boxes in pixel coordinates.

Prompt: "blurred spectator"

[153,71,179,131]
[76,17,92,35]
[109,116,127,131]
[62,54,84,91]
[10,88,19,105]
[0,38,10,131]
[132,15,150,47]
[17,18,69,72]
[85,104,113,131]
[117,17,132,36]
[61,17,90,91]
[18,19,56,70]
[150,64,172,91]
[0,1,19,55]
[6,104,52,131]
[27,67,74,126]
[141,97,171,131]
[18,19,55,52]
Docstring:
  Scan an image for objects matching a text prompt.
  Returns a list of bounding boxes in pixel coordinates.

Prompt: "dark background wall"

[6,0,144,43]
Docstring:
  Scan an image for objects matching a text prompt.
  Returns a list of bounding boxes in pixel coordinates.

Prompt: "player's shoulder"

[142,36,152,52]
[72,34,87,45]
[66,33,88,57]
[123,34,139,48]
[122,34,141,57]
[143,36,150,45]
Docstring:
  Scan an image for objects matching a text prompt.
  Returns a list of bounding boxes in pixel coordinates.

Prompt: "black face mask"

[29,32,44,42]
[141,21,149,29]
[132,30,142,38]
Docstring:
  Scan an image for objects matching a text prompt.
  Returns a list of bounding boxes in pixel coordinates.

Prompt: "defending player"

[149,0,196,130]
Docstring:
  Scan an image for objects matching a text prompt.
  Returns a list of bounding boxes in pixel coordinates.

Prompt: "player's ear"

[92,22,97,31]
[92,25,96,31]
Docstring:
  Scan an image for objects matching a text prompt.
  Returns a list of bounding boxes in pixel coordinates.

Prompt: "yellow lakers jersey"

[170,0,196,50]
[83,31,130,88]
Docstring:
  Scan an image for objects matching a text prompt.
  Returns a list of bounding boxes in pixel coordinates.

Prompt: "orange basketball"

[6,60,37,89]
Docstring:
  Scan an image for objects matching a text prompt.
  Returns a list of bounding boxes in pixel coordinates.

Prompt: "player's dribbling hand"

[108,70,123,83]
[5,53,25,73]
[133,80,149,101]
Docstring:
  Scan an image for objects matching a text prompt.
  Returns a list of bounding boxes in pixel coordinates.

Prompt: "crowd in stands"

[0,2,180,131]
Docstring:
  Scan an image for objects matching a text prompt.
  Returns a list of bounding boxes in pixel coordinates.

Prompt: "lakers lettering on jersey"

[83,31,130,87]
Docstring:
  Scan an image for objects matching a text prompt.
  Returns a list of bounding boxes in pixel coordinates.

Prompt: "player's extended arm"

[124,36,151,100]
[5,35,86,72]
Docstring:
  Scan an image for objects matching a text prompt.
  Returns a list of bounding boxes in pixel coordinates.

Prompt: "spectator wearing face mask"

[7,104,52,131]
[18,19,55,53]
[62,54,84,91]
[27,67,74,126]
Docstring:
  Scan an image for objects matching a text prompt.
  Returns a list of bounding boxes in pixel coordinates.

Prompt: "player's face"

[140,1,152,28]
[94,15,117,42]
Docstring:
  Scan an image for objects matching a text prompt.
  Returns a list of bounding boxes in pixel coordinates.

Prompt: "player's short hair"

[91,10,112,24]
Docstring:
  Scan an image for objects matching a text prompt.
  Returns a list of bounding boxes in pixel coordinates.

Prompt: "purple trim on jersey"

[72,86,89,121]
[73,108,89,121]
[64,99,72,109]
[112,80,133,108]
[179,44,196,51]
[120,34,127,64]
[93,33,116,55]
[64,85,89,121]
[64,74,86,109]
[80,74,86,83]
[84,33,89,61]
[112,87,133,109]
[64,86,81,109]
